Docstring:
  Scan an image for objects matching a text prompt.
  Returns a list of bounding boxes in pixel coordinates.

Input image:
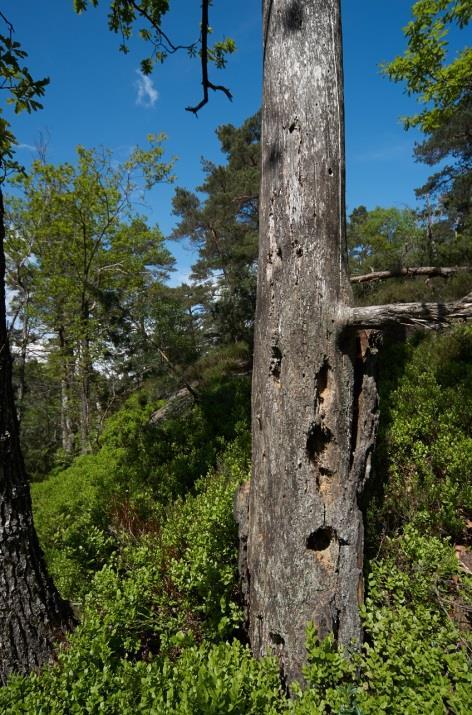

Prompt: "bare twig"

[128,0,199,54]
[0,11,14,36]
[123,0,230,114]
[186,0,232,115]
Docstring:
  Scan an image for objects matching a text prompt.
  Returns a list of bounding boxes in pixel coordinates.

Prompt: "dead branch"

[186,0,232,115]
[340,291,472,332]
[350,265,471,285]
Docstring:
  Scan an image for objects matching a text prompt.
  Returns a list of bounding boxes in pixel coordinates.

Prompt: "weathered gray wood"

[350,265,471,285]
[246,0,366,684]
[150,385,196,424]
[341,292,472,330]
[349,331,381,498]
[242,0,472,687]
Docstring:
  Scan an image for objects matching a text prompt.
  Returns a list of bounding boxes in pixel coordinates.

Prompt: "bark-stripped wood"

[245,0,364,684]
[350,265,471,285]
[341,292,472,331]
[241,0,472,686]
[0,188,74,683]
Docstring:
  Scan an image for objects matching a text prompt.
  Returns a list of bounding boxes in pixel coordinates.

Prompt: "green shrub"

[32,452,117,600]
[0,436,253,713]
[0,641,283,715]
[147,641,283,715]
[368,326,472,544]
[32,378,250,601]
[354,528,471,714]
[289,529,471,715]
[80,433,250,657]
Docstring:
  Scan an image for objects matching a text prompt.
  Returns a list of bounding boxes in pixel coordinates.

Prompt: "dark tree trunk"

[0,188,74,684]
[243,0,370,684]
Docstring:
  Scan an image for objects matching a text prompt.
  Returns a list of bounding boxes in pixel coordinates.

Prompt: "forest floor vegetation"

[0,329,471,713]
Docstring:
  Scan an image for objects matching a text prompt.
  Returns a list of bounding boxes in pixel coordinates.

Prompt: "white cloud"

[135,70,159,108]
[17,143,36,152]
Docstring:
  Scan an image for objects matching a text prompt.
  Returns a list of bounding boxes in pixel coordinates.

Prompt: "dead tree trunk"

[241,0,472,685]
[0,189,74,684]
[245,0,363,683]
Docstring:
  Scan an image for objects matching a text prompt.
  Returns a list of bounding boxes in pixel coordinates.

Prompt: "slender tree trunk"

[58,326,74,455]
[60,374,74,454]
[79,353,90,453]
[16,304,29,421]
[243,0,368,684]
[78,301,92,454]
[0,188,74,684]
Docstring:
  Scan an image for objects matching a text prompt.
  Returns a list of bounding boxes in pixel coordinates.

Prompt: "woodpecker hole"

[306,526,336,552]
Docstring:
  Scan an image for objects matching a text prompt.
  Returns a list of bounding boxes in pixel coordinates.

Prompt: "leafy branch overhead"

[0,11,49,174]
[384,2,471,252]
[384,0,472,133]
[73,0,236,113]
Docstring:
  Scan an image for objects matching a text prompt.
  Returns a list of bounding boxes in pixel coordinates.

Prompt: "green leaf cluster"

[348,206,424,274]
[72,1,235,85]
[369,326,472,541]
[384,1,471,244]
[384,0,472,133]
[0,639,284,715]
[5,140,175,454]
[0,19,49,173]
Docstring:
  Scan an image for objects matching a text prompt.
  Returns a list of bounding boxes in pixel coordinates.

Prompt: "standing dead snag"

[244,0,362,684]
[239,0,472,685]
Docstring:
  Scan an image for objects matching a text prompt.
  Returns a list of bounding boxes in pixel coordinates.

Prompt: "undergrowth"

[0,331,471,713]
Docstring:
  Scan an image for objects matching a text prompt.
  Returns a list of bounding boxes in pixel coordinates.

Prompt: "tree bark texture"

[240,0,472,686]
[0,189,74,684]
[245,0,368,684]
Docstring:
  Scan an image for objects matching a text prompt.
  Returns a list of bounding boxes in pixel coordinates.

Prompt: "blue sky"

[5,1,464,282]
